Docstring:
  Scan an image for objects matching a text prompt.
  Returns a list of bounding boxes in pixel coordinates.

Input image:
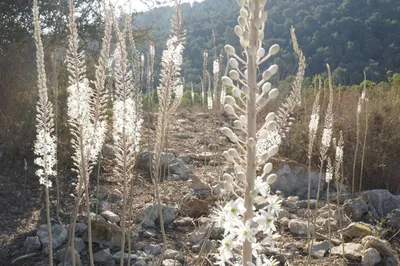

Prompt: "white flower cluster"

[213,59,220,75]
[213,195,281,265]
[113,98,143,153]
[158,36,184,102]
[34,128,57,187]
[67,79,106,163]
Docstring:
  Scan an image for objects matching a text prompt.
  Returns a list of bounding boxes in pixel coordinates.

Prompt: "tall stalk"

[306,88,320,263]
[65,2,111,265]
[352,87,363,192]
[51,51,61,224]
[214,1,305,264]
[33,1,56,264]
[152,2,185,264]
[359,72,368,192]
[316,65,333,207]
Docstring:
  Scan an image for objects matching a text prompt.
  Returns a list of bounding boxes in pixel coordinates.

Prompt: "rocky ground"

[1,110,400,266]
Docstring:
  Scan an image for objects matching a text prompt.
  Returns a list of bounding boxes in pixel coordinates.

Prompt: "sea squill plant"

[213,0,304,264]
[359,72,368,192]
[65,1,111,265]
[213,57,220,108]
[306,85,320,260]
[33,0,57,264]
[201,50,208,107]
[207,70,213,109]
[152,1,185,263]
[111,12,143,265]
[352,76,365,192]
[316,65,334,206]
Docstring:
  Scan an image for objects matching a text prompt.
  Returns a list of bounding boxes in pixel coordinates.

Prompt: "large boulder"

[331,243,363,260]
[54,247,82,266]
[82,220,124,248]
[343,198,369,221]
[169,158,192,180]
[36,224,68,253]
[136,150,175,173]
[362,190,400,218]
[136,203,178,226]
[23,236,41,253]
[288,219,314,236]
[270,161,325,199]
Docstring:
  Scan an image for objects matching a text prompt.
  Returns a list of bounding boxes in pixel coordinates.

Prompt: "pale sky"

[110,0,203,12]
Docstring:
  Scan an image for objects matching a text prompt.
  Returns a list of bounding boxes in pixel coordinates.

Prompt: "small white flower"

[223,198,246,218]
[218,234,238,262]
[254,209,276,232]
[234,220,257,243]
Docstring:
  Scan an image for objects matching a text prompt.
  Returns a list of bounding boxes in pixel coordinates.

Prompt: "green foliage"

[181,90,202,107]
[136,0,400,85]
[392,73,400,87]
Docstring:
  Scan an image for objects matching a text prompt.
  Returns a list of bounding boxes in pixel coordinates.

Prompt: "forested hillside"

[136,0,400,85]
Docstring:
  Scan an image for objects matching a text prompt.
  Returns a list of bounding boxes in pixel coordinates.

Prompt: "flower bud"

[224,104,236,115]
[242,85,250,96]
[221,127,234,138]
[240,8,248,17]
[263,162,273,174]
[229,58,239,69]
[259,129,268,139]
[240,115,247,124]
[229,70,240,80]
[269,44,280,56]
[268,145,279,157]
[265,112,276,123]
[261,11,268,22]
[223,150,234,162]
[229,134,239,143]
[260,151,269,162]
[225,95,236,106]
[268,88,279,100]
[266,121,277,131]
[257,48,265,58]
[233,120,243,129]
[232,87,242,98]
[234,164,243,175]
[224,181,234,192]
[237,0,245,7]
[268,64,279,76]
[238,16,246,28]
[225,45,236,56]
[256,96,267,108]
[267,174,277,184]
[263,70,272,81]
[228,148,240,158]
[240,37,248,48]
[237,171,245,181]
[249,0,255,12]
[262,82,272,94]
[242,32,250,43]
[223,173,234,182]
[222,76,233,86]
[234,25,243,37]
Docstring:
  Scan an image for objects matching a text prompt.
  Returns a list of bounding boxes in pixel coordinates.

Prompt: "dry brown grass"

[278,83,400,194]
